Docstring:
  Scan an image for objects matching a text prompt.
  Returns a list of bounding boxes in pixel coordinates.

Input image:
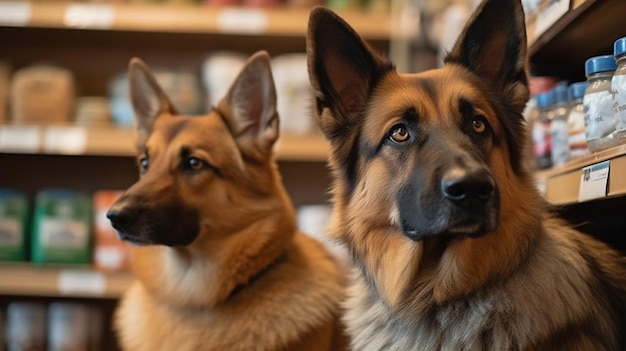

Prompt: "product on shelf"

[74,96,111,127]
[109,73,134,126]
[271,53,315,135]
[0,189,29,262]
[202,51,247,109]
[567,81,590,159]
[93,190,131,272]
[550,81,571,167]
[6,302,46,351]
[10,65,75,124]
[584,55,619,152]
[612,36,626,143]
[532,90,554,170]
[48,302,90,351]
[31,189,92,265]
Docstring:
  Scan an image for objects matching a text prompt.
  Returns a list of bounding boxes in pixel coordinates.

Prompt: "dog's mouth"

[116,231,155,247]
[401,213,498,242]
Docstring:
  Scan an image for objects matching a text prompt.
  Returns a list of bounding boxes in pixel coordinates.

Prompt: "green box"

[0,189,29,261]
[31,189,92,264]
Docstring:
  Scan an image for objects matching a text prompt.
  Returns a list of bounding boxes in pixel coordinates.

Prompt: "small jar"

[532,91,554,170]
[583,55,618,152]
[550,82,571,167]
[567,82,590,159]
[612,37,626,143]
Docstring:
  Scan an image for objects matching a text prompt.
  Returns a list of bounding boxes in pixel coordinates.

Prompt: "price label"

[217,9,268,34]
[58,270,106,296]
[64,3,115,29]
[43,126,87,154]
[0,125,41,153]
[0,1,32,26]
[578,161,610,202]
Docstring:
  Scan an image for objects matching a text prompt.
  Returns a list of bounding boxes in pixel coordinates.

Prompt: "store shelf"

[527,0,626,80]
[536,144,626,205]
[0,263,133,298]
[0,1,390,40]
[0,124,329,161]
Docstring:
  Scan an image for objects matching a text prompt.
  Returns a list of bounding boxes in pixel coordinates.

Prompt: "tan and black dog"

[107,51,345,351]
[306,0,626,350]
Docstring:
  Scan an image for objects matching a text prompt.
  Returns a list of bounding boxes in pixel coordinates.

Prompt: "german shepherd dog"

[106,52,345,351]
[306,0,626,349]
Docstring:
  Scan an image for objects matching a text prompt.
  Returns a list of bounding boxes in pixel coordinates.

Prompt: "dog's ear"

[218,51,278,160]
[306,7,393,139]
[128,58,178,146]
[445,0,529,114]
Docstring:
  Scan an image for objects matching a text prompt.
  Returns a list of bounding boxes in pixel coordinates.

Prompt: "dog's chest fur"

[343,223,616,351]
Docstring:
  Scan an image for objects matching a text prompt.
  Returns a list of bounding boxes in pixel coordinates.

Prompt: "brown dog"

[107,51,345,351]
[306,0,626,349]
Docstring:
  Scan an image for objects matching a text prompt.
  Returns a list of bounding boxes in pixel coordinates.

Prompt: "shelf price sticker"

[64,3,116,29]
[43,126,87,155]
[578,161,610,202]
[58,270,106,296]
[0,1,32,26]
[217,9,268,34]
[0,125,41,153]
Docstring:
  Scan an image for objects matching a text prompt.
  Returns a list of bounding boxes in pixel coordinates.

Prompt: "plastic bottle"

[550,82,571,166]
[532,90,554,169]
[567,82,590,159]
[583,55,619,152]
[612,37,626,143]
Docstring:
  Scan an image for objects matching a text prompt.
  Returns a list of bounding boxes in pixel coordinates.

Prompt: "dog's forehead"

[147,112,231,151]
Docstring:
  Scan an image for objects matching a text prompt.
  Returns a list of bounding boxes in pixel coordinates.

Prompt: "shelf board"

[536,144,626,205]
[0,263,133,298]
[0,124,329,161]
[527,0,626,80]
[0,1,390,40]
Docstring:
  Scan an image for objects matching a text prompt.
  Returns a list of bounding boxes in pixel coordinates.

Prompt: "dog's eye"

[471,116,488,134]
[187,157,205,171]
[139,157,149,171]
[389,124,410,143]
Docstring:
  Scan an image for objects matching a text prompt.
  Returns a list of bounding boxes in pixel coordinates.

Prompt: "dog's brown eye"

[139,157,149,170]
[389,124,410,143]
[187,157,204,171]
[471,117,487,134]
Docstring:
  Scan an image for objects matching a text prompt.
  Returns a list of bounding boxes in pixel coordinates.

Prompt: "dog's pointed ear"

[307,7,393,139]
[218,51,278,160]
[128,58,177,146]
[445,0,529,113]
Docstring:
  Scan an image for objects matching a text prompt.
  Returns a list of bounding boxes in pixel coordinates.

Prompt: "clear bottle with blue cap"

[550,82,571,166]
[612,36,626,143]
[532,90,554,169]
[584,55,619,152]
[567,81,589,159]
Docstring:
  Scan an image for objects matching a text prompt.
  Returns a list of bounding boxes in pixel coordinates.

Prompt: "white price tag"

[43,126,87,154]
[0,125,41,153]
[0,1,31,26]
[64,4,115,29]
[578,161,610,202]
[535,0,570,38]
[217,9,268,34]
[59,270,106,296]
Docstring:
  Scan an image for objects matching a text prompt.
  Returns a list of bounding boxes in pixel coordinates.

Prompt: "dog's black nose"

[441,167,495,207]
[106,207,136,231]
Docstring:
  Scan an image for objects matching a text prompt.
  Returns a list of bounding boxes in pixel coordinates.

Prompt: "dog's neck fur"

[131,193,297,309]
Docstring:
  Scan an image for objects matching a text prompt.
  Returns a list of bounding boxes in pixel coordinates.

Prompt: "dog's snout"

[441,167,495,207]
[107,204,137,231]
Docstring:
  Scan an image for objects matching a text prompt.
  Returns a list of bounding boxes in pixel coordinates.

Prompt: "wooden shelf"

[0,263,133,298]
[0,124,329,161]
[527,0,626,81]
[0,1,390,40]
[536,144,626,205]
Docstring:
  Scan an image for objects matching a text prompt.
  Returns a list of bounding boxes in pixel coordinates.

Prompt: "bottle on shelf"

[612,36,626,143]
[532,90,555,170]
[583,55,619,152]
[550,82,571,167]
[567,81,590,159]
